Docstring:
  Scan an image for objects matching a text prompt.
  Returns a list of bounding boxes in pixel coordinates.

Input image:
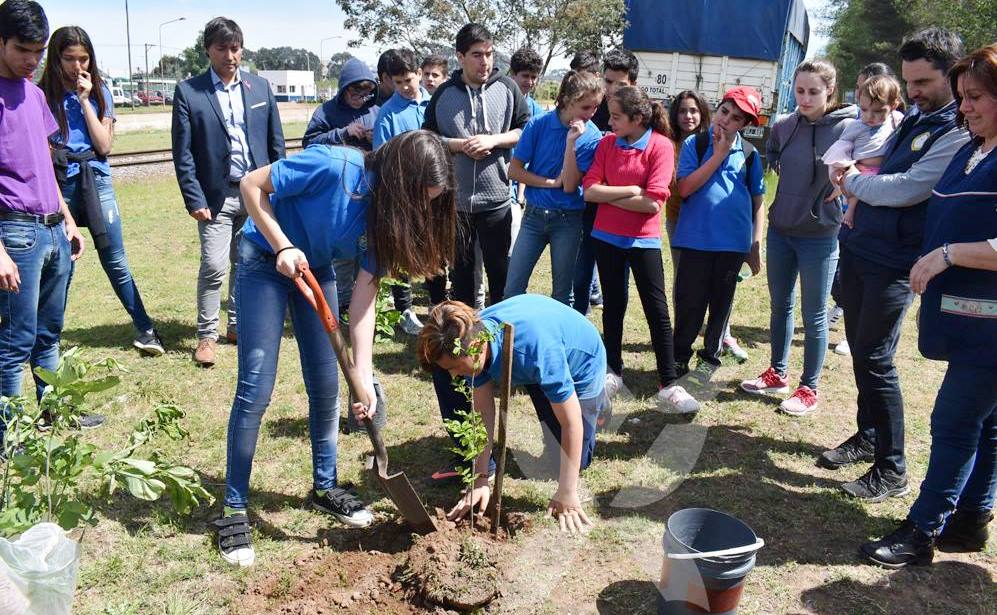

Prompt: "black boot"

[937,509,993,552]
[860,519,934,569]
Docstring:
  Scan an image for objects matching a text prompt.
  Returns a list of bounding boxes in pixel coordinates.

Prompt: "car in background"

[136,90,165,106]
[155,90,174,105]
[110,87,141,107]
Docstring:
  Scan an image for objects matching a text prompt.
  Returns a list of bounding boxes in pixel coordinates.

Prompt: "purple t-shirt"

[0,76,60,214]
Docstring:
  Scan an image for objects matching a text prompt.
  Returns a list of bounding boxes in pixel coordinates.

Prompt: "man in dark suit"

[172,17,284,366]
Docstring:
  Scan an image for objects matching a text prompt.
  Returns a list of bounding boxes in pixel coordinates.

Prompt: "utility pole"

[125,0,135,107]
[144,43,154,100]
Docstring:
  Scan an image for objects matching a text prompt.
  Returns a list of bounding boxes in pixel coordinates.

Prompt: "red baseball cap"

[722,86,762,126]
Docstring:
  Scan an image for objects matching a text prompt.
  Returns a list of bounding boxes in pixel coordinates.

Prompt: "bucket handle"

[666,538,765,560]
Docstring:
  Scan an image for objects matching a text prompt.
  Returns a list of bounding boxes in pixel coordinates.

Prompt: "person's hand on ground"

[447,478,490,521]
[547,490,592,533]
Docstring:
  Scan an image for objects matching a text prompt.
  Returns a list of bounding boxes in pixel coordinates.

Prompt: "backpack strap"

[696,131,757,191]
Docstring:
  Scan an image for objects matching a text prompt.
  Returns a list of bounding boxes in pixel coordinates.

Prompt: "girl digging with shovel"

[214,130,456,567]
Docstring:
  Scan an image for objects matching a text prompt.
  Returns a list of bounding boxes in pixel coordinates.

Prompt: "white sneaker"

[604,371,624,399]
[834,339,851,356]
[656,385,700,414]
[827,305,844,330]
[399,308,423,336]
[722,336,749,363]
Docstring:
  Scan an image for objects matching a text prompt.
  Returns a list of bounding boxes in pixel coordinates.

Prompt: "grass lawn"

[112,121,308,154]
[54,170,995,614]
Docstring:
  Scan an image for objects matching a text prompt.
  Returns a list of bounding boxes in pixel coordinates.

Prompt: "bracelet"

[275,245,297,257]
[942,243,952,268]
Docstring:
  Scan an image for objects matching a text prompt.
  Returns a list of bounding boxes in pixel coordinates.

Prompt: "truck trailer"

[623,0,809,144]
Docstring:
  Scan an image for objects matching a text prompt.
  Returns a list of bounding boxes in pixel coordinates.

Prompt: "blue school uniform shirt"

[471,294,607,403]
[673,128,765,253]
[50,84,115,177]
[526,95,543,118]
[591,128,662,249]
[372,87,430,148]
[243,145,375,272]
[512,110,601,211]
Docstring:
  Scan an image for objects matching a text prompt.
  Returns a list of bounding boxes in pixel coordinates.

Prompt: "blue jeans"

[432,368,600,472]
[224,239,341,509]
[504,206,583,307]
[909,363,997,533]
[0,221,73,402]
[766,228,838,390]
[60,173,153,333]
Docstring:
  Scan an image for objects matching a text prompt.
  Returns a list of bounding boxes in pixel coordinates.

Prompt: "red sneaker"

[739,367,790,395]
[779,386,819,416]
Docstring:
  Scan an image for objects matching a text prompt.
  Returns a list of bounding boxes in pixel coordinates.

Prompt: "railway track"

[108,137,304,168]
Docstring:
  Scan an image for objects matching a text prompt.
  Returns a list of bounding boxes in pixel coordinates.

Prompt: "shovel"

[294,264,437,534]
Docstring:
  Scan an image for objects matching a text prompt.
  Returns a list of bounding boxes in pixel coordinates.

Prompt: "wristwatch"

[942,243,952,268]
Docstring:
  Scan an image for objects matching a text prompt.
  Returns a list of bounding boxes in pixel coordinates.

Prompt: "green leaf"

[124,475,166,501]
[120,458,158,476]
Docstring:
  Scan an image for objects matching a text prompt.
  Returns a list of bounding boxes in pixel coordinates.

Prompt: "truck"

[623,0,809,145]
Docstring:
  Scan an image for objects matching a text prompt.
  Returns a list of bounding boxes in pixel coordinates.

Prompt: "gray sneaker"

[133,329,165,356]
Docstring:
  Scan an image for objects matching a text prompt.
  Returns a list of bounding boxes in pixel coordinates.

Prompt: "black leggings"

[673,248,744,367]
[594,239,677,387]
[451,207,512,307]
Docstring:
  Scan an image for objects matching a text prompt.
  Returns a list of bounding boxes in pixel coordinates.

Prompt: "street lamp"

[318,35,344,102]
[159,17,186,88]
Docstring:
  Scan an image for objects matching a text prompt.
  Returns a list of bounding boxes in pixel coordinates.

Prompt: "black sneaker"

[818,433,876,470]
[840,466,909,502]
[937,509,993,552]
[77,414,106,430]
[133,329,165,356]
[308,486,373,528]
[860,519,934,568]
[212,513,255,567]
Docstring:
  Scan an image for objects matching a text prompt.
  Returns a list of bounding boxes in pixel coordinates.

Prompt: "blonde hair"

[555,70,603,110]
[417,301,484,370]
[858,74,904,110]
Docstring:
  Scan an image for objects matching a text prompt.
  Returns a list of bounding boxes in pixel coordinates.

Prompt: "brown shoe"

[224,329,237,345]
[193,338,217,367]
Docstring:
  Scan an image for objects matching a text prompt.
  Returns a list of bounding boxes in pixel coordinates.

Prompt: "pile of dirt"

[239,548,417,614]
[400,510,533,611]
[238,511,533,614]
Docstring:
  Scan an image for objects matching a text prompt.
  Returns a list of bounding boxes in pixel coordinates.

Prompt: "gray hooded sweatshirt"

[765,104,857,237]
[423,68,530,213]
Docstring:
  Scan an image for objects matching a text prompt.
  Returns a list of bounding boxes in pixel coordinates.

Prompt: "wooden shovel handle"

[293,263,390,473]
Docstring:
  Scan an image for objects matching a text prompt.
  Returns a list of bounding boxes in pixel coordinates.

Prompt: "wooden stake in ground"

[490,323,514,537]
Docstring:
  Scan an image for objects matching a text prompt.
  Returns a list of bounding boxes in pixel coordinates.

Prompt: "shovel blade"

[367,456,437,534]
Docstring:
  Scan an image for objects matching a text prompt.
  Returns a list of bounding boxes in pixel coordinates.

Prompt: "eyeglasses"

[346,84,375,97]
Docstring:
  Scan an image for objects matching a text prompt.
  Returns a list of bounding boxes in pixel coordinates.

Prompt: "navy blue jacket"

[842,104,959,271]
[302,58,379,150]
[918,141,997,367]
[172,70,285,214]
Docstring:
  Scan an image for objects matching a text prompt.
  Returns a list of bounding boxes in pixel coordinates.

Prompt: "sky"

[40,0,832,79]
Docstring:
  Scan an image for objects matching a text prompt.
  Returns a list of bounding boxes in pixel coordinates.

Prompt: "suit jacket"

[171,70,285,214]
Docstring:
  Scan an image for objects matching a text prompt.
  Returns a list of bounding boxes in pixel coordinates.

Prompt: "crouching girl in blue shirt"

[417,294,607,533]
[215,131,456,567]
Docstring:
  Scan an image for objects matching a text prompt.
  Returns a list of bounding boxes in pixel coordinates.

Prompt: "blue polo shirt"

[526,95,543,118]
[512,110,601,211]
[591,128,662,249]
[243,145,375,272]
[50,84,115,177]
[673,128,765,253]
[372,87,430,148]
[471,294,606,403]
